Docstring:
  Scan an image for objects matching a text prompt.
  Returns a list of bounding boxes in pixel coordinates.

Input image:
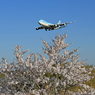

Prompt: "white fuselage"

[38,22,50,28]
[38,21,61,30]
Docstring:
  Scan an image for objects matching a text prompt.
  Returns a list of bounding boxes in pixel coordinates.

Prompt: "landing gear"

[45,28,47,31]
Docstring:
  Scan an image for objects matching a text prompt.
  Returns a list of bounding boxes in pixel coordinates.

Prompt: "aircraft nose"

[38,22,40,24]
[38,21,41,25]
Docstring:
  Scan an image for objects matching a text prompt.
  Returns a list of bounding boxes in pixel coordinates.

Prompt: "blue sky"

[0,0,95,65]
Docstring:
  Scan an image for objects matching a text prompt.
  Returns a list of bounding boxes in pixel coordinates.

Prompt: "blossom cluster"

[0,33,95,95]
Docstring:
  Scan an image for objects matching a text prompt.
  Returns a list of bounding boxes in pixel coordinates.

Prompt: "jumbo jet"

[35,19,75,31]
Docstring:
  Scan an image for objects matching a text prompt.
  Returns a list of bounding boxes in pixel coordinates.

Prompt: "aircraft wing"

[59,21,75,26]
[35,26,43,30]
[49,21,75,27]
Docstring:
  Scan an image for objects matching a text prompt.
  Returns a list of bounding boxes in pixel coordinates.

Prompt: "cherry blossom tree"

[0,33,95,95]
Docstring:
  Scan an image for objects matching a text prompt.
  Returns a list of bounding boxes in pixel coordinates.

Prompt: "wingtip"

[71,21,75,23]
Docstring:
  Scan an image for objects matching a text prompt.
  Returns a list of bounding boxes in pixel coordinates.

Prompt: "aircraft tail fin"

[58,20,61,24]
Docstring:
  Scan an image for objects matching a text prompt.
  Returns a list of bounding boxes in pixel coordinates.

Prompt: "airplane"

[35,19,75,31]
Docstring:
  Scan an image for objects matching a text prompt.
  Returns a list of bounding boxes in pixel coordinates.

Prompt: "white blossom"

[0,33,94,95]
